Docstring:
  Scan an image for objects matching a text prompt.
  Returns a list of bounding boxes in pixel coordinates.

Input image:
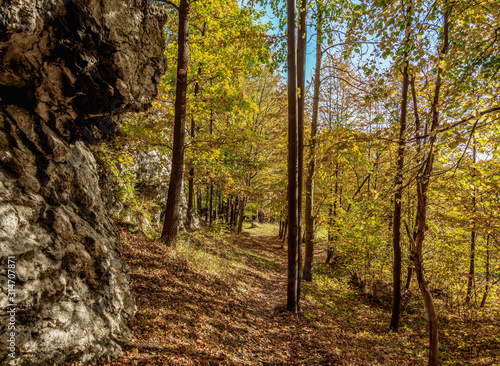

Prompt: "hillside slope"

[105,223,499,366]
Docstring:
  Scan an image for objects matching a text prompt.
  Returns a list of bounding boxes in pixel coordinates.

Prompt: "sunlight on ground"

[104,226,500,366]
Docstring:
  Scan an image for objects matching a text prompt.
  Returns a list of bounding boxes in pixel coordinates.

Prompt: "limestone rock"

[0,0,166,364]
[372,280,416,310]
[96,146,204,234]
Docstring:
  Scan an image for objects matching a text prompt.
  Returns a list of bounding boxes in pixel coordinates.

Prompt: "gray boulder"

[372,280,415,309]
[0,0,166,364]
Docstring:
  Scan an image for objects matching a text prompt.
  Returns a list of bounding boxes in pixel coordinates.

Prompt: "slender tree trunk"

[303,4,322,282]
[466,141,476,304]
[282,219,288,245]
[405,75,422,290]
[404,221,438,365]
[196,184,202,217]
[237,197,246,233]
[329,164,339,242]
[406,6,450,364]
[209,184,214,224]
[204,185,209,223]
[208,109,214,225]
[187,120,195,228]
[296,0,307,299]
[213,186,217,221]
[229,197,234,226]
[187,66,201,229]
[230,198,235,227]
[220,194,224,220]
[226,195,231,224]
[328,206,333,242]
[161,0,190,245]
[287,0,300,313]
[216,187,221,221]
[390,11,411,330]
[480,235,490,308]
[231,197,239,228]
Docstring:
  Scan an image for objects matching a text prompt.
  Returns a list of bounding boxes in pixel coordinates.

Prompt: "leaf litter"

[100,225,500,366]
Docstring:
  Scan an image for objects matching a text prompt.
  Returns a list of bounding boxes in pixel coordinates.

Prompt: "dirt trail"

[105,226,431,366]
[234,233,287,317]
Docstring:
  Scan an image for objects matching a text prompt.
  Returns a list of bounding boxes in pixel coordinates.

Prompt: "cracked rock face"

[0,0,166,364]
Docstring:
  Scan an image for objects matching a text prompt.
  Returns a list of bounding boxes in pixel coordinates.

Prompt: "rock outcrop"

[372,281,417,310]
[0,1,166,365]
[97,145,204,235]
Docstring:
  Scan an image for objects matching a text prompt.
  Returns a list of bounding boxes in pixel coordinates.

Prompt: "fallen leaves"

[99,225,500,366]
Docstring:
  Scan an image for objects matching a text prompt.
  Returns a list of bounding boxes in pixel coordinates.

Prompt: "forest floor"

[104,222,500,366]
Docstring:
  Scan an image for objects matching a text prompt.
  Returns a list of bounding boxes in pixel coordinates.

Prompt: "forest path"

[104,224,428,366]
[232,231,287,319]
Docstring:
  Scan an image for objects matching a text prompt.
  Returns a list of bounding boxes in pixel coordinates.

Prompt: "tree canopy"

[100,0,500,364]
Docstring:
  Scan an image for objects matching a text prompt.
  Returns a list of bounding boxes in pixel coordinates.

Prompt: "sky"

[259,5,317,82]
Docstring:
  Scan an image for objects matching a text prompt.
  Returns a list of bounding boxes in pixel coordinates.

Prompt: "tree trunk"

[405,74,422,290]
[296,0,307,299]
[204,185,209,223]
[237,197,246,233]
[214,186,220,221]
[282,219,288,245]
[161,0,190,245]
[390,12,411,331]
[328,164,339,243]
[480,235,490,308]
[466,140,476,304]
[234,198,239,227]
[221,195,224,221]
[197,184,202,217]
[230,197,238,229]
[187,131,195,228]
[209,184,214,225]
[229,197,234,226]
[187,66,201,229]
[287,0,300,313]
[328,205,333,242]
[208,109,214,225]
[303,4,322,282]
[404,221,438,365]
[405,6,450,364]
[404,265,412,290]
[187,120,194,229]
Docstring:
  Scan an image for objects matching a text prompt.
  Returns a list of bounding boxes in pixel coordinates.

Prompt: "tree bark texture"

[161,0,190,245]
[406,6,450,364]
[303,4,321,282]
[296,0,307,296]
[197,184,203,216]
[480,235,490,307]
[237,197,246,233]
[405,75,422,290]
[390,13,411,330]
[283,219,288,244]
[287,0,300,313]
[466,141,476,304]
[187,66,201,229]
